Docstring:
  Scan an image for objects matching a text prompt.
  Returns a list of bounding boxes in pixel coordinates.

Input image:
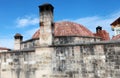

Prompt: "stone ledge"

[51,40,120,47]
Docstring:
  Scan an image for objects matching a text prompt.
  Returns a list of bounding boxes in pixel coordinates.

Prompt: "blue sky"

[0,0,120,48]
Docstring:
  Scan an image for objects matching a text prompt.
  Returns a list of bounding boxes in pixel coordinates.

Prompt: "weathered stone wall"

[21,39,39,49]
[0,51,36,78]
[104,44,120,77]
[51,43,120,78]
[20,36,101,50]
[0,42,120,78]
[35,47,54,78]
[54,36,101,45]
[52,45,105,78]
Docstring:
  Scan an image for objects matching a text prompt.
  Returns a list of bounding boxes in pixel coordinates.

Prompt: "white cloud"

[61,11,120,38]
[0,15,40,49]
[16,16,39,27]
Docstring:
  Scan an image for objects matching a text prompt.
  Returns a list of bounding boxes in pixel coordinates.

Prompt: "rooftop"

[32,21,94,39]
[111,17,120,26]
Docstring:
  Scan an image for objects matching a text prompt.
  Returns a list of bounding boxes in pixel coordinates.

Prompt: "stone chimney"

[14,33,23,50]
[39,3,54,46]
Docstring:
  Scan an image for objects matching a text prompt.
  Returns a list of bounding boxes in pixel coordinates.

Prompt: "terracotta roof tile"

[94,30,110,41]
[54,21,94,36]
[32,21,94,39]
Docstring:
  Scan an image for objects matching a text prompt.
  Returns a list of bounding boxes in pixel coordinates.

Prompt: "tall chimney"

[39,3,54,46]
[14,33,23,50]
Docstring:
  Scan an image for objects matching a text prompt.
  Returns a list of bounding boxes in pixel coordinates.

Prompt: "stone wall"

[20,36,101,50]
[0,41,120,78]
[0,51,36,78]
[54,36,101,45]
[21,39,39,49]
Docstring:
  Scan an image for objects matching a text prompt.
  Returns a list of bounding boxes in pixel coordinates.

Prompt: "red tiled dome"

[32,21,94,39]
[112,34,120,40]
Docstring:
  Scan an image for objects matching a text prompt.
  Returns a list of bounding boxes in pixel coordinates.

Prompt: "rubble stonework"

[0,42,120,78]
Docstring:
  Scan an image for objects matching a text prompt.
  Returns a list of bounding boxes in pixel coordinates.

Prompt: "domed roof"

[32,21,94,39]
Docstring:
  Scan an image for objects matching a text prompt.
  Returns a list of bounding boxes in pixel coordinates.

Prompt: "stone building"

[0,3,120,78]
[111,17,120,40]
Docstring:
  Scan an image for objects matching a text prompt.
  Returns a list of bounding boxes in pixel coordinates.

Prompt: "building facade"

[0,3,120,78]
